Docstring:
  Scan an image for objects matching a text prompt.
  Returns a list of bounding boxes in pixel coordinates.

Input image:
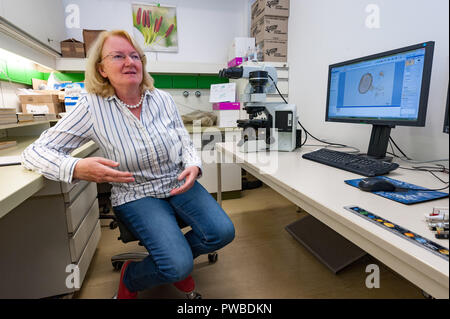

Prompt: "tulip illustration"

[136,8,142,25]
[165,24,174,38]
[134,7,176,46]
[155,16,163,33]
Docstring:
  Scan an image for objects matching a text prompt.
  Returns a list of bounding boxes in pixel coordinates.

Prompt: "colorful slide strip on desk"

[344,206,449,260]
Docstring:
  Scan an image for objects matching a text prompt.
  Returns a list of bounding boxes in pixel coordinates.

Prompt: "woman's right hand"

[73,157,135,183]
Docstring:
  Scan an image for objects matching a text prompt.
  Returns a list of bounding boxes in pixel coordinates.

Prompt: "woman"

[21,30,235,299]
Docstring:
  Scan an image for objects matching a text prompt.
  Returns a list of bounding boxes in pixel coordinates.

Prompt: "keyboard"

[302,148,399,177]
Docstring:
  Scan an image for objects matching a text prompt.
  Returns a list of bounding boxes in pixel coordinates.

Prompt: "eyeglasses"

[101,52,142,63]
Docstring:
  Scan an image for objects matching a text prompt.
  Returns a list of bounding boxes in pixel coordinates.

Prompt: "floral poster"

[132,3,178,52]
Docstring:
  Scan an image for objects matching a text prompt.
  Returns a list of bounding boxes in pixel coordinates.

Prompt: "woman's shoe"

[117,260,138,299]
[173,274,195,292]
[174,275,201,299]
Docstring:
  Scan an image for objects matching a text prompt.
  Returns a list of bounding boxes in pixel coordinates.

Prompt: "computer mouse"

[358,178,397,192]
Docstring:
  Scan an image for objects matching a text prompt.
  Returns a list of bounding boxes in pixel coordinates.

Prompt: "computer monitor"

[444,84,449,134]
[325,41,435,160]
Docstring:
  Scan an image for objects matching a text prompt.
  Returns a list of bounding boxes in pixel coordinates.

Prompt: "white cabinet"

[198,152,242,193]
[190,129,242,194]
[0,136,101,298]
[0,0,65,53]
[0,178,101,298]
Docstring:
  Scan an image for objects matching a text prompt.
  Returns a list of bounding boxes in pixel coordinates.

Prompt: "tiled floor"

[74,184,423,299]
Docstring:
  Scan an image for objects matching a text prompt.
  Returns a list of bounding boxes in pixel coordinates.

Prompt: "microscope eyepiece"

[218,67,244,79]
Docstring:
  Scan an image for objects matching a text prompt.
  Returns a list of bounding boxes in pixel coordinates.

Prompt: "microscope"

[218,65,298,152]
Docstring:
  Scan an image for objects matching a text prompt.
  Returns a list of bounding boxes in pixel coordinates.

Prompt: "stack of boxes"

[251,0,290,62]
[60,39,85,58]
[60,29,105,58]
[18,91,64,117]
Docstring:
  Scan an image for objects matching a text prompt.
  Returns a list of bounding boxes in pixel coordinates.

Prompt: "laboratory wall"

[288,0,449,160]
[62,0,249,64]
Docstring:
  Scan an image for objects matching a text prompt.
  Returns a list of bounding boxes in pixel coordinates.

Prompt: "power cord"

[398,165,449,184]
[388,136,449,184]
[389,136,412,160]
[267,75,359,152]
[267,74,288,104]
[389,136,449,164]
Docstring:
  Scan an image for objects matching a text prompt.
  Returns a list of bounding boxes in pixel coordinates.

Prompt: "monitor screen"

[326,42,434,127]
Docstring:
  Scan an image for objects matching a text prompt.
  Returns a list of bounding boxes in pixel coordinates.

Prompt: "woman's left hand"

[170,166,200,196]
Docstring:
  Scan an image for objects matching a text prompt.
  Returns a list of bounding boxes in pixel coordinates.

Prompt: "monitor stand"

[361,124,395,162]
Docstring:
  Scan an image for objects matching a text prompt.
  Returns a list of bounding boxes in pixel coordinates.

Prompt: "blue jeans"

[113,181,235,292]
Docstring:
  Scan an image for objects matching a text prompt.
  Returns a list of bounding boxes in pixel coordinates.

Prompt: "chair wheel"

[112,261,123,271]
[208,252,218,264]
[422,290,434,299]
[109,221,118,229]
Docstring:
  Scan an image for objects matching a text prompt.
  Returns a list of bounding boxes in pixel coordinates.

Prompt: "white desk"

[216,142,449,299]
[0,137,97,219]
[0,135,101,298]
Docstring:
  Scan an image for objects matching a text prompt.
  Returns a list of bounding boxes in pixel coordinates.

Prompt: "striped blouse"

[21,89,202,207]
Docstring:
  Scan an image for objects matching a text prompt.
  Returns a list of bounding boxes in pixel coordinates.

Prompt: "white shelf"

[0,120,56,130]
[241,61,289,68]
[55,58,226,75]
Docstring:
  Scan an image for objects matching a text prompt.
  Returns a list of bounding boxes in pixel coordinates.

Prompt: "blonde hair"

[85,30,154,97]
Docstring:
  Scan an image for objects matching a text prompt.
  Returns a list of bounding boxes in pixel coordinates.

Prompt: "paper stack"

[33,113,57,121]
[0,141,17,150]
[0,108,18,125]
[17,113,34,123]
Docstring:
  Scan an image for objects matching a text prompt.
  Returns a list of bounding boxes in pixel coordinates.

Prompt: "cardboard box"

[251,16,288,43]
[60,38,85,58]
[31,78,48,90]
[19,94,63,115]
[257,40,287,62]
[251,0,290,22]
[83,29,106,57]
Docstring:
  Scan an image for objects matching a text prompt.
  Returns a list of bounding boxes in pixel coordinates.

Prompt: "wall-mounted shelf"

[55,58,227,75]
[0,120,57,131]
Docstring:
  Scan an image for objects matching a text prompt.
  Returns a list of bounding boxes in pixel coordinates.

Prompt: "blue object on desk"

[345,176,449,205]
[344,206,449,260]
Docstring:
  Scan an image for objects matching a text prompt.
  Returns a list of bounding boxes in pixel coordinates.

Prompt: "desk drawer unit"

[69,198,99,262]
[65,182,97,234]
[76,220,101,288]
[62,179,90,203]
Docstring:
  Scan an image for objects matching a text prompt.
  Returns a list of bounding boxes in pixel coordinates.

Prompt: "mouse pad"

[345,176,449,205]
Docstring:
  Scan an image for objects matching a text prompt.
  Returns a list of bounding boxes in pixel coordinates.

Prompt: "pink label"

[227,57,243,67]
[212,102,241,110]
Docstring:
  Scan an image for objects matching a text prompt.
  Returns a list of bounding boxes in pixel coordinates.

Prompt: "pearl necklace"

[117,94,144,109]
